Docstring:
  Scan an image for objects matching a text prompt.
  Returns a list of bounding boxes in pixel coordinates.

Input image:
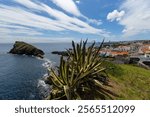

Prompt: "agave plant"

[48,56,81,100]
[47,40,114,100]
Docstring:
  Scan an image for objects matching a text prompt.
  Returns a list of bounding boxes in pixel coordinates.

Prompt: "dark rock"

[9,41,44,58]
[143,61,150,67]
[129,57,140,64]
[51,51,68,56]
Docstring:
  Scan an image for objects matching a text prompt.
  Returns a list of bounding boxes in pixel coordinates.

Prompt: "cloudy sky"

[0,0,150,43]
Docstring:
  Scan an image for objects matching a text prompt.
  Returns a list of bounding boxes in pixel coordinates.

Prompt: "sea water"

[0,43,71,100]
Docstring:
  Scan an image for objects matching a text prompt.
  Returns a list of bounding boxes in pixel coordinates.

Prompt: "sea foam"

[42,58,54,68]
[38,58,54,99]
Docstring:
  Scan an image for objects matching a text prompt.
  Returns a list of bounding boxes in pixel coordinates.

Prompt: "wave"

[37,79,52,99]
[35,56,43,60]
[38,57,54,99]
[42,58,54,69]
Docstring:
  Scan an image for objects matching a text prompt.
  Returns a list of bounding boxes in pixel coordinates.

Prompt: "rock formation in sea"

[9,41,44,58]
[51,51,69,56]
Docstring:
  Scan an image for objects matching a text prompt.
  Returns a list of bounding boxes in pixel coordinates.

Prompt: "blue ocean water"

[0,43,71,100]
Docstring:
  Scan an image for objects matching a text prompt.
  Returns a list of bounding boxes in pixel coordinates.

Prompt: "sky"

[0,0,150,43]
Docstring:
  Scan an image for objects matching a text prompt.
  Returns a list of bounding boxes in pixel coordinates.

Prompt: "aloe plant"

[47,40,114,100]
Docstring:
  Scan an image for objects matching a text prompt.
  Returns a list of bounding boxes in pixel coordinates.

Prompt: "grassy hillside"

[103,62,150,99]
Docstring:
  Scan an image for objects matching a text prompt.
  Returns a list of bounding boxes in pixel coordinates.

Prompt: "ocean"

[0,43,71,100]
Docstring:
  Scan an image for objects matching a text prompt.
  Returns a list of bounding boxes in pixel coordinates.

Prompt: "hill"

[103,62,150,99]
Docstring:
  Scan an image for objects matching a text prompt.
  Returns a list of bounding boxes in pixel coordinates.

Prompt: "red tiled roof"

[99,50,129,55]
[111,51,129,55]
[141,47,150,53]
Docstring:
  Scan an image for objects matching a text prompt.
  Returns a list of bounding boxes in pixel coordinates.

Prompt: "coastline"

[0,42,71,99]
[38,57,54,99]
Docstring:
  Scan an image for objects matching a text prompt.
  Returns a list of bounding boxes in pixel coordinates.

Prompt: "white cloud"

[0,0,110,43]
[75,0,80,4]
[0,5,64,31]
[120,0,150,37]
[107,0,150,37]
[51,0,102,26]
[51,0,81,16]
[0,34,77,43]
[107,10,125,22]
[0,0,109,42]
[87,19,102,26]
[14,0,41,10]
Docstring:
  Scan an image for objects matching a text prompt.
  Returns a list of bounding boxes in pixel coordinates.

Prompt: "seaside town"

[98,40,150,68]
[51,40,150,69]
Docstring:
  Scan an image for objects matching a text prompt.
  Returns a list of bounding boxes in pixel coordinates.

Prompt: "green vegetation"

[47,40,116,100]
[104,62,150,99]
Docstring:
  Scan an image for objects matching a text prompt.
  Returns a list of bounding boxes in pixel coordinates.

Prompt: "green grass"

[104,61,150,100]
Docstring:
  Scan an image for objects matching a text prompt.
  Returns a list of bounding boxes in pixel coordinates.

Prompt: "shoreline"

[38,57,54,99]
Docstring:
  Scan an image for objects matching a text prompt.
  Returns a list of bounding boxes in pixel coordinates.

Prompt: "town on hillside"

[98,40,150,69]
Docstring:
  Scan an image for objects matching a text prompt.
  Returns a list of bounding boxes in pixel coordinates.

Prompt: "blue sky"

[0,0,150,43]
